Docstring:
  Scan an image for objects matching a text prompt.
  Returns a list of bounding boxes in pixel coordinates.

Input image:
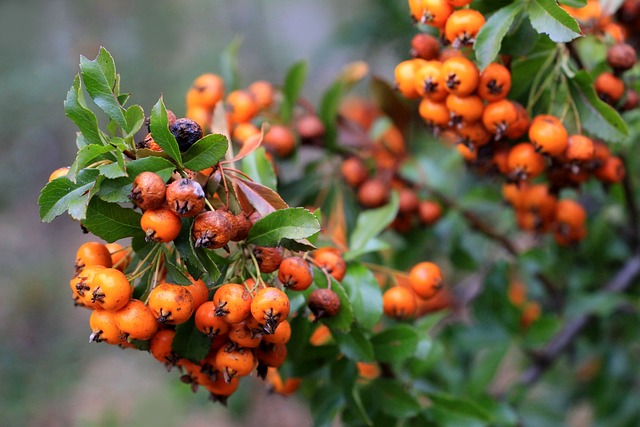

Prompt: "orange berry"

[140,207,182,243]
[408,262,444,299]
[383,286,417,320]
[441,56,480,96]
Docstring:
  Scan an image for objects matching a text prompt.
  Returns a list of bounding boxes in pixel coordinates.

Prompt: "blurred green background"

[0,1,411,425]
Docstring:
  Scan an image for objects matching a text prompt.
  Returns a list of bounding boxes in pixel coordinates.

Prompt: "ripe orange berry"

[457,121,492,148]
[341,157,369,188]
[444,9,486,47]
[48,166,70,182]
[555,199,587,231]
[186,277,209,311]
[419,98,450,129]
[251,287,291,335]
[195,301,230,338]
[565,134,595,162]
[357,178,390,208]
[528,115,569,157]
[228,321,263,348]
[382,286,417,320]
[75,241,113,274]
[185,106,212,133]
[140,206,182,243]
[418,200,442,225]
[408,262,444,299]
[478,63,511,102]
[226,89,259,124]
[213,283,253,324]
[215,345,256,381]
[70,265,105,309]
[150,329,180,368]
[441,56,480,96]
[421,0,454,28]
[448,0,472,6]
[89,309,124,345]
[482,99,519,139]
[505,101,530,140]
[595,155,626,184]
[521,301,541,329]
[186,73,225,110]
[594,72,625,104]
[313,247,347,282]
[114,299,159,341]
[262,319,291,345]
[457,143,478,162]
[395,58,428,99]
[263,124,297,157]
[507,143,546,180]
[148,283,194,325]
[445,94,484,126]
[255,342,288,368]
[414,61,448,101]
[105,243,131,272]
[278,257,314,291]
[508,281,527,307]
[247,80,275,110]
[90,267,132,311]
[232,122,261,144]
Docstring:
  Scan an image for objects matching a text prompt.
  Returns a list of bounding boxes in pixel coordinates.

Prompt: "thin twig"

[520,253,640,386]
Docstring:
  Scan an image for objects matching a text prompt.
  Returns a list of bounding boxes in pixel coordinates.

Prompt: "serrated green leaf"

[80,48,127,128]
[280,61,308,123]
[475,2,524,70]
[149,96,183,166]
[82,198,144,243]
[371,379,422,419]
[559,0,586,6]
[124,104,145,138]
[241,147,277,190]
[342,263,383,330]
[68,144,113,181]
[527,0,582,43]
[182,133,228,171]
[428,392,494,422]
[64,75,105,146]
[39,169,100,222]
[567,71,629,143]
[171,316,211,362]
[248,207,321,246]
[195,248,223,283]
[347,192,399,260]
[98,157,127,179]
[371,324,419,364]
[333,325,374,362]
[164,253,193,286]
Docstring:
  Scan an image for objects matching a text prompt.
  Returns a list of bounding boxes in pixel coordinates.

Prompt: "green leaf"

[164,256,194,286]
[527,0,582,43]
[280,61,308,123]
[39,169,101,222]
[567,71,629,143]
[333,326,374,362]
[194,248,223,283]
[79,48,127,128]
[241,147,277,190]
[475,2,524,70]
[64,75,105,146]
[371,379,422,419]
[428,392,494,423]
[127,156,176,181]
[247,207,321,247]
[371,324,419,364]
[347,191,399,260]
[68,144,113,181]
[220,36,243,92]
[182,133,228,171]
[171,316,211,362]
[124,104,145,138]
[559,0,586,6]
[82,198,144,243]
[342,263,383,330]
[149,96,183,166]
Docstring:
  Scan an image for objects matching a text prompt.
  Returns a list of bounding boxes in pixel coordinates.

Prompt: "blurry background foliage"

[0,1,412,426]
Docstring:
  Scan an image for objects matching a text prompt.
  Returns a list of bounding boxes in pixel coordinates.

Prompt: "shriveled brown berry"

[308,288,341,320]
[166,178,205,218]
[130,172,166,210]
[296,114,326,143]
[607,43,637,73]
[410,33,440,60]
[170,118,203,151]
[193,210,234,249]
[357,178,389,208]
[341,157,369,188]
[253,246,284,274]
[231,212,252,242]
[622,89,639,111]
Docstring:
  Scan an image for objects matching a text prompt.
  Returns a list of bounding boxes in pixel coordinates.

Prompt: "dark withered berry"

[166,178,205,218]
[308,288,341,320]
[622,89,639,111]
[130,171,166,210]
[193,210,234,249]
[170,118,203,151]
[231,212,252,242]
[253,246,283,274]
[607,43,637,74]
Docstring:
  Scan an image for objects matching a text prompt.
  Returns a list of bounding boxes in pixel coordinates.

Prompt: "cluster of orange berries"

[507,280,542,330]
[184,73,325,159]
[396,0,633,245]
[68,238,353,401]
[337,97,443,232]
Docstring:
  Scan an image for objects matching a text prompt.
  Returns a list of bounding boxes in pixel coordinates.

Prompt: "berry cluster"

[396,0,636,245]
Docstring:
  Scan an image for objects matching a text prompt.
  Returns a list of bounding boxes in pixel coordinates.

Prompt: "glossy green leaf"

[182,133,228,171]
[79,48,127,128]
[241,146,277,190]
[428,392,494,423]
[39,169,101,222]
[68,144,113,181]
[82,198,144,243]
[172,316,211,362]
[371,379,422,419]
[371,324,419,364]
[333,325,374,362]
[220,36,242,92]
[475,2,525,70]
[527,0,582,43]
[342,263,383,330]
[124,104,145,138]
[567,70,629,143]
[149,96,183,166]
[247,207,321,246]
[347,191,399,260]
[64,75,105,145]
[559,0,586,6]
[280,60,308,123]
